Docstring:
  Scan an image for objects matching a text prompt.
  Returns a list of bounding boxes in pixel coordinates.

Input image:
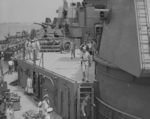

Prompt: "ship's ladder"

[135,0,150,69]
[77,83,94,119]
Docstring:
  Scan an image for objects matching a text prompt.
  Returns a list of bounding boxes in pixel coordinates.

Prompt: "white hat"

[83,46,86,50]
[38,102,42,107]
[44,94,49,98]
[47,108,53,113]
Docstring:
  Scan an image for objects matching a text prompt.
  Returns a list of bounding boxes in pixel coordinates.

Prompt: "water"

[0,23,41,40]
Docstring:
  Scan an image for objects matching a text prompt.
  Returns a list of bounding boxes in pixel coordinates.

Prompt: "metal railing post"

[33,50,36,64]
[23,46,25,60]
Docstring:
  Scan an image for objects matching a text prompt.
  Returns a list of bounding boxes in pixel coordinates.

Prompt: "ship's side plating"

[18,59,94,119]
[94,57,150,119]
[93,0,150,119]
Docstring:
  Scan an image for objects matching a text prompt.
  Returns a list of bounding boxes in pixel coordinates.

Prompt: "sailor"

[13,57,18,72]
[38,109,45,119]
[84,32,88,43]
[8,57,14,74]
[6,102,15,119]
[25,38,32,60]
[31,38,36,59]
[31,37,40,60]
[25,74,33,95]
[70,38,76,59]
[37,102,45,119]
[38,102,43,112]
[91,39,97,57]
[86,40,92,56]
[81,46,91,82]
[60,39,64,53]
[35,38,41,60]
[42,94,50,114]
[87,33,92,43]
[81,94,96,119]
[45,108,53,119]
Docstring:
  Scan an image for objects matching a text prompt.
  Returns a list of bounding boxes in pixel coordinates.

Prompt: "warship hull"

[94,56,149,119]
[18,50,95,119]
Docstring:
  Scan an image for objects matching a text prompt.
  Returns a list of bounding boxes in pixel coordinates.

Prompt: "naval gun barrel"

[34,22,48,27]
[42,22,53,26]
[34,22,54,27]
[34,22,43,26]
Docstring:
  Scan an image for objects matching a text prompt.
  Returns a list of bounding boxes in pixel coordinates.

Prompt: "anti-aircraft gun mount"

[34,18,71,52]
[34,22,56,38]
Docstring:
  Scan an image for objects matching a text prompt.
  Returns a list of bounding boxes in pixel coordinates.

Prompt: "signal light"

[95,8,112,24]
[100,11,105,18]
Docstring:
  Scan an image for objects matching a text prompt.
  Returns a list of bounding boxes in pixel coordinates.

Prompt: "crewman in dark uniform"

[90,39,97,60]
[70,38,76,59]
[13,57,18,72]
[60,39,64,53]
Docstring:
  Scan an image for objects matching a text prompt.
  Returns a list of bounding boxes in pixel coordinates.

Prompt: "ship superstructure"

[1,0,150,119]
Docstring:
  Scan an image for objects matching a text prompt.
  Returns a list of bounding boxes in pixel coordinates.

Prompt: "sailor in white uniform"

[6,102,15,119]
[81,46,91,82]
[37,101,45,118]
[34,38,40,59]
[31,39,36,60]
[45,108,53,119]
[31,38,40,60]
[42,94,50,114]
[38,102,43,112]
[25,74,33,94]
[25,38,32,60]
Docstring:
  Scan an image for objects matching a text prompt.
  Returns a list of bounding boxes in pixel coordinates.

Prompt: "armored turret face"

[45,18,51,24]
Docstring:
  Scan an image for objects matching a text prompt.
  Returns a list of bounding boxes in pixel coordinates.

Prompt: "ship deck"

[1,49,95,119]
[26,49,95,82]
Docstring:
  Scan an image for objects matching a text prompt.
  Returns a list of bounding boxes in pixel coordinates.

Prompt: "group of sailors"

[68,32,97,82]
[5,94,53,119]
[0,92,15,119]
[25,35,41,60]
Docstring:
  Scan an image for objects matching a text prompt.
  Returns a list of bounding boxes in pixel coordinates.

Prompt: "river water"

[0,23,41,40]
[0,23,40,76]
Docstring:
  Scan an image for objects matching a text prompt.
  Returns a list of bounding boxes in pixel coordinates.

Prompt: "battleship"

[0,0,150,119]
